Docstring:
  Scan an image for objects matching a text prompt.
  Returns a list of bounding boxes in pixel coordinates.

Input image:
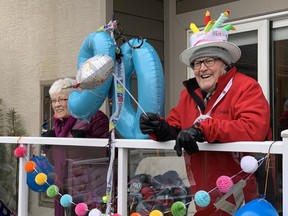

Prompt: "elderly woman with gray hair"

[42,78,110,216]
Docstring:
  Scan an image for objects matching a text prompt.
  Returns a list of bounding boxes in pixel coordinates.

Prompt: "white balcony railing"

[0,129,287,215]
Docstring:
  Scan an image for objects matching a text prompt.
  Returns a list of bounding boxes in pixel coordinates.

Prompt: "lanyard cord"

[198,78,233,116]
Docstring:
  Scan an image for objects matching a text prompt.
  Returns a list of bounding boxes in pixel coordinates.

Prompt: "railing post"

[281,130,288,216]
[18,144,29,216]
[117,147,128,215]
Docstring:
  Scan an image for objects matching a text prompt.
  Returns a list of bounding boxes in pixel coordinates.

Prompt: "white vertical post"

[18,144,29,216]
[281,130,288,215]
[117,147,128,215]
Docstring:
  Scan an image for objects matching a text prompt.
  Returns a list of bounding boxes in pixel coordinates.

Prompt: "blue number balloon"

[68,31,116,122]
[112,38,165,138]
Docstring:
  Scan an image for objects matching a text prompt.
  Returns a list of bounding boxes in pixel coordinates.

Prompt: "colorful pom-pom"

[35,173,47,185]
[149,210,163,216]
[112,214,122,216]
[60,194,72,207]
[240,155,258,173]
[46,185,59,198]
[75,203,88,216]
[14,146,26,157]
[25,161,36,173]
[88,208,102,216]
[171,201,187,216]
[194,190,211,207]
[102,196,108,203]
[216,175,234,193]
[130,213,141,216]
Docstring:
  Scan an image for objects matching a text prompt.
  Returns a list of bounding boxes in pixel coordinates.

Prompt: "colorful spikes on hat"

[190,10,235,34]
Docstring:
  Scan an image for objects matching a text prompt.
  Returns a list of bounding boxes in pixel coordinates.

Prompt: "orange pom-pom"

[25,161,37,173]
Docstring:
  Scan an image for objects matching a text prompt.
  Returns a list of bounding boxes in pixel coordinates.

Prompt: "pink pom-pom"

[14,146,26,158]
[75,203,88,216]
[112,214,121,216]
[216,175,234,193]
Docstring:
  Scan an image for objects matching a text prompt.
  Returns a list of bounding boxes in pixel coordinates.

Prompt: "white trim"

[258,20,270,101]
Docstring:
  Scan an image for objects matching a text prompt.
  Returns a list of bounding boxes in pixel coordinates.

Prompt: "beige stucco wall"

[0,0,112,214]
[0,0,111,137]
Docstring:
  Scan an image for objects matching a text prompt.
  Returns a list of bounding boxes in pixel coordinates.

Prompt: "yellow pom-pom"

[35,173,47,185]
[149,210,163,216]
[102,196,108,203]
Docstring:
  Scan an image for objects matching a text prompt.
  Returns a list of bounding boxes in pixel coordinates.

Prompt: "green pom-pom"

[171,201,186,216]
[46,185,59,198]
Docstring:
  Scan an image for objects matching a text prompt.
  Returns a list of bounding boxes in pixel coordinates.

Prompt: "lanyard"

[194,78,233,124]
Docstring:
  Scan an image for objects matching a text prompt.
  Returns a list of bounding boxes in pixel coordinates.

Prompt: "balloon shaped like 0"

[68,31,116,122]
[113,38,165,139]
[234,198,279,216]
[76,54,114,90]
[26,155,54,192]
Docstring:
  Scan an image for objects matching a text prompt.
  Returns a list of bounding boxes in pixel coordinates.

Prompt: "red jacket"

[166,67,271,213]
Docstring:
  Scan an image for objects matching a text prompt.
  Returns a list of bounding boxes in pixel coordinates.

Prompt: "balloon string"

[264,141,276,197]
[112,73,147,116]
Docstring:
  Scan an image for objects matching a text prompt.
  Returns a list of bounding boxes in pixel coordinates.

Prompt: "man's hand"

[174,125,204,157]
[139,112,161,134]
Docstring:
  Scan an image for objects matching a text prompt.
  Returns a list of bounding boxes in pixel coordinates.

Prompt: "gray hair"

[189,47,233,66]
[49,78,76,97]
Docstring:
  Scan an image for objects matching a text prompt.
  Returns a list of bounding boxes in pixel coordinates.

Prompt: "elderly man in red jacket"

[140,26,272,215]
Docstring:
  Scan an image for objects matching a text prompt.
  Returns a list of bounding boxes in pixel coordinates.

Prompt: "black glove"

[139,112,161,135]
[41,130,56,137]
[174,125,204,157]
[139,112,181,141]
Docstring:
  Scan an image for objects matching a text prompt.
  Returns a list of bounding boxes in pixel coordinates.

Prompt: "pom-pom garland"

[14,140,267,216]
[216,175,234,193]
[240,155,258,173]
[46,185,59,198]
[149,210,163,216]
[102,195,108,203]
[88,208,102,216]
[194,190,211,207]
[24,161,36,173]
[60,194,73,207]
[75,203,88,216]
[14,146,26,157]
[35,173,47,185]
[171,201,187,216]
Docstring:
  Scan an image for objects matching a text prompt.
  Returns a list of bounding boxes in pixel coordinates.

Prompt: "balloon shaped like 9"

[68,31,116,122]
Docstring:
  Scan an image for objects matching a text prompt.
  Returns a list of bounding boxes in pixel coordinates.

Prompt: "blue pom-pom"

[194,190,211,207]
[60,194,72,207]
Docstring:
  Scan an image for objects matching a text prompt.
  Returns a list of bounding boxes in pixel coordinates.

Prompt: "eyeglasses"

[50,98,68,105]
[191,57,219,70]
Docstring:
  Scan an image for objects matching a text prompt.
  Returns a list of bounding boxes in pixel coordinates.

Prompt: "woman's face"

[192,57,226,92]
[50,93,70,120]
